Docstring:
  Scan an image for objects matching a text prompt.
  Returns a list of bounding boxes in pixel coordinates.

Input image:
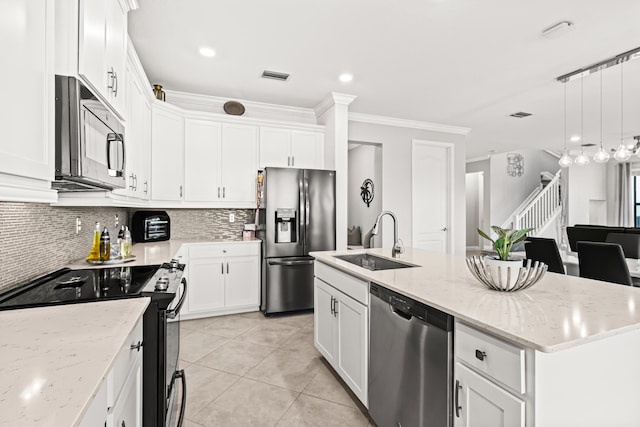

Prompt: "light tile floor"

[179,311,374,427]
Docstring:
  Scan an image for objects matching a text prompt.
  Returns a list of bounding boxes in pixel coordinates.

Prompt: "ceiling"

[128,0,640,160]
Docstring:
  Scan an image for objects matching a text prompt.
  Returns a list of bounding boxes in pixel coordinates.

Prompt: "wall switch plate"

[229,213,235,223]
[76,217,82,235]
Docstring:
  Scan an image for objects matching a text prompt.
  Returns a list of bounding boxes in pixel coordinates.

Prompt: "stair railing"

[514,170,562,233]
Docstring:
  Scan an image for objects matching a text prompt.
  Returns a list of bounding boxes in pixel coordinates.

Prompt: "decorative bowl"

[465,256,547,292]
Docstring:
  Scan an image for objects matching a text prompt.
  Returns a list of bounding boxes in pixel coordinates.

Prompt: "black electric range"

[0,264,159,309]
[0,262,187,427]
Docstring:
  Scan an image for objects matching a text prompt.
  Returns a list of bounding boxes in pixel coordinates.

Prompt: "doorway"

[347,142,383,249]
[412,140,454,254]
[465,172,484,249]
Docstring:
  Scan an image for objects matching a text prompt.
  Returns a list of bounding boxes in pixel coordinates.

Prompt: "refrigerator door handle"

[305,176,310,226]
[268,259,314,266]
[299,175,305,248]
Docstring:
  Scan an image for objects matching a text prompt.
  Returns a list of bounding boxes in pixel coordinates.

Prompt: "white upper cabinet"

[290,130,325,169]
[259,127,324,169]
[0,0,56,202]
[113,54,151,200]
[259,127,291,168]
[151,104,184,201]
[78,0,127,117]
[182,119,257,206]
[184,119,222,202]
[221,124,258,204]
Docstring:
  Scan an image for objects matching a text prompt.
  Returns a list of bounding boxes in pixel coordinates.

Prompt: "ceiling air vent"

[261,70,290,81]
[510,112,533,118]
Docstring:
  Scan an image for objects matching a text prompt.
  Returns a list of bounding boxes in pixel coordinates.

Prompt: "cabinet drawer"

[108,318,143,407]
[315,261,368,305]
[189,243,260,259]
[455,322,525,394]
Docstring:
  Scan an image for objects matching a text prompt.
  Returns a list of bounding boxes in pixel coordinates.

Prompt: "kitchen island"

[0,298,149,427]
[311,248,640,426]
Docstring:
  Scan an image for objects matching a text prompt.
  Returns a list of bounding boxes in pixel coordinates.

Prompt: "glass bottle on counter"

[118,226,126,257]
[110,215,121,258]
[99,227,111,261]
[121,226,132,258]
[87,222,101,261]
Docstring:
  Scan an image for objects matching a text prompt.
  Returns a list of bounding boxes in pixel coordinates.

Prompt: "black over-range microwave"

[53,75,125,191]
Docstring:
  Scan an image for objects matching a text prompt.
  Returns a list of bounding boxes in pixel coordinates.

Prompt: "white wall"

[348,121,467,255]
[465,172,482,247]
[567,162,608,226]
[348,144,382,247]
[488,149,560,228]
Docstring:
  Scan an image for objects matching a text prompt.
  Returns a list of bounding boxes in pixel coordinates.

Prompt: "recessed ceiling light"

[570,135,581,142]
[339,73,353,83]
[199,47,216,58]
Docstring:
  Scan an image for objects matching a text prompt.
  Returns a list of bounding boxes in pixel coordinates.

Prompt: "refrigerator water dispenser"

[275,208,297,243]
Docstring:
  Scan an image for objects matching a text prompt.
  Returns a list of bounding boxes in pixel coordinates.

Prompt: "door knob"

[441,227,448,231]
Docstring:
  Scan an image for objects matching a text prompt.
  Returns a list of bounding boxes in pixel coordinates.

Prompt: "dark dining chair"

[577,241,633,286]
[524,237,565,274]
[605,233,640,259]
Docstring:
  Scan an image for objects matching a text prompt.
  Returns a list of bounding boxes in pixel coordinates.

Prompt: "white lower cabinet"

[454,321,528,427]
[454,363,525,427]
[110,355,142,427]
[79,317,143,427]
[182,242,260,319]
[313,263,368,407]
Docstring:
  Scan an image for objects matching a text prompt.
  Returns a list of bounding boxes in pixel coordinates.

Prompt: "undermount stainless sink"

[333,253,416,271]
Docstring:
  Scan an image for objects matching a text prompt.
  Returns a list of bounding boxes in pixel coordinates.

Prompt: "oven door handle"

[175,369,186,427]
[167,278,187,319]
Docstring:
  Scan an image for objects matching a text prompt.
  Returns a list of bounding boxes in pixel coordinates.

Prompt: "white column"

[315,93,357,251]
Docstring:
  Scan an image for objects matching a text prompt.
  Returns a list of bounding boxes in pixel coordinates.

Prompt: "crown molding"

[314,93,357,117]
[349,112,471,135]
[466,155,491,163]
[164,90,318,124]
[121,0,138,11]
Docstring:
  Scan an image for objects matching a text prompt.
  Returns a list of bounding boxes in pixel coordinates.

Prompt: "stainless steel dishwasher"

[369,283,453,427]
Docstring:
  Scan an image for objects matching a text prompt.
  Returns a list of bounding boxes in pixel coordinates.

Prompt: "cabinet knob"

[130,341,143,352]
[475,349,487,361]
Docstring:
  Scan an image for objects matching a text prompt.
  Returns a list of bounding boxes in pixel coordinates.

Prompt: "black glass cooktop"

[0,265,160,310]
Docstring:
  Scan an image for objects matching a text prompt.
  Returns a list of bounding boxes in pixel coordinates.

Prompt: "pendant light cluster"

[558,47,640,168]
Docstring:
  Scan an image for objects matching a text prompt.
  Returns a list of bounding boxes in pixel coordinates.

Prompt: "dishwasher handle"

[391,306,412,321]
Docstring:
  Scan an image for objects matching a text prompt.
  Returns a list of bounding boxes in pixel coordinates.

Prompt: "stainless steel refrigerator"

[257,167,336,315]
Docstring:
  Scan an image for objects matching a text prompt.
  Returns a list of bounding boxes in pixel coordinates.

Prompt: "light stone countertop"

[311,247,640,353]
[66,237,261,269]
[0,298,150,427]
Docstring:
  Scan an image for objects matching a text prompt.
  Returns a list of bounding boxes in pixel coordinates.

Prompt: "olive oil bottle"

[87,222,101,261]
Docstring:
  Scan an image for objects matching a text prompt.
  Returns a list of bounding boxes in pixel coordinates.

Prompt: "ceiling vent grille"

[261,70,290,81]
[510,112,533,118]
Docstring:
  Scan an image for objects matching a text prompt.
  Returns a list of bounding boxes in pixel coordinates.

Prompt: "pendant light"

[574,77,590,166]
[558,83,573,168]
[593,70,611,163]
[614,62,631,161]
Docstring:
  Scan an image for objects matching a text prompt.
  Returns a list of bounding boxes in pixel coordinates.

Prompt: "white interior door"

[412,140,452,254]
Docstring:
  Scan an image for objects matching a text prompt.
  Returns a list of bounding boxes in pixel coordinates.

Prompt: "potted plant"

[477,226,533,289]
